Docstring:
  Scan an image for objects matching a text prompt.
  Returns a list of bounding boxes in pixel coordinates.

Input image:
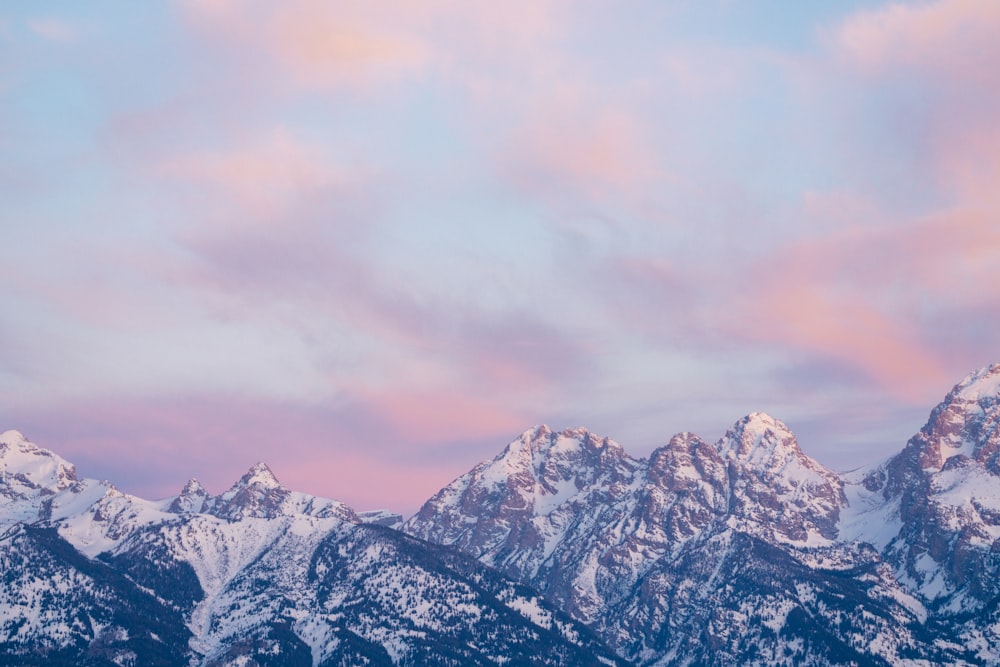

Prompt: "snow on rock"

[718,412,845,544]
[0,430,78,501]
[906,362,1000,472]
[358,509,404,528]
[168,478,209,514]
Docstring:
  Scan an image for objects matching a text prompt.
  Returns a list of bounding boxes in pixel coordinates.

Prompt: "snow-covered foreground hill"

[4,363,1000,665]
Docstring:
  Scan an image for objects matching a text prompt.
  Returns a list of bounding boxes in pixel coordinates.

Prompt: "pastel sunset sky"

[3,0,999,514]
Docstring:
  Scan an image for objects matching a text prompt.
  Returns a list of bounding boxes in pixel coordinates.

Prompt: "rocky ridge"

[4,363,1000,664]
[0,434,626,666]
[405,363,1000,664]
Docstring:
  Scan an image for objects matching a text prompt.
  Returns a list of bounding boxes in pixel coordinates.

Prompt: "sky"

[2,0,1000,515]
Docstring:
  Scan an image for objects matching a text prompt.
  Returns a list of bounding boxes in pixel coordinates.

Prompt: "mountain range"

[3,363,1000,665]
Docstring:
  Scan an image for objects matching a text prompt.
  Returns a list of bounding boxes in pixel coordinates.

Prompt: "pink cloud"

[728,204,1000,400]
[156,126,351,216]
[741,280,949,401]
[834,0,1000,85]
[832,0,1000,206]
[177,0,432,91]
[500,101,667,208]
[350,387,532,446]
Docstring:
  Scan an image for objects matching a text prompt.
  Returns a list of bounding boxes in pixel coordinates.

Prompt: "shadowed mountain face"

[3,364,1000,665]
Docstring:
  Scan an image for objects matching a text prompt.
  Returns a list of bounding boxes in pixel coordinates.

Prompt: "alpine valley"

[4,364,1000,666]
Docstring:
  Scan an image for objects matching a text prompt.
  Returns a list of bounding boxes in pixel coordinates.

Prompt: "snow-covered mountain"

[0,430,626,666]
[406,363,1000,665]
[4,363,1000,665]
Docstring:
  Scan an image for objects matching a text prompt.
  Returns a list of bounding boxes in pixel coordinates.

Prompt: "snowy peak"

[718,414,844,544]
[168,478,209,514]
[647,431,726,491]
[0,430,27,446]
[208,462,291,520]
[0,430,78,498]
[641,432,729,543]
[952,362,1000,403]
[200,462,356,521]
[512,425,624,459]
[234,462,283,490]
[909,362,1000,472]
[404,425,643,577]
[492,425,634,493]
[717,412,805,467]
[180,477,208,495]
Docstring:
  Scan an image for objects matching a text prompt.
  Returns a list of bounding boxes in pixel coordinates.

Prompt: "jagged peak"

[0,429,28,446]
[648,431,724,488]
[650,431,713,465]
[179,477,208,496]
[663,431,710,450]
[529,426,629,473]
[529,424,553,438]
[505,425,620,459]
[474,425,633,494]
[0,430,78,492]
[235,462,282,490]
[718,412,802,464]
[169,477,210,514]
[949,362,1000,403]
[907,362,1000,471]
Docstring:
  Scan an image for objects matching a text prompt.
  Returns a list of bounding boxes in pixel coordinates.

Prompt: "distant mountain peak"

[497,426,627,477]
[0,429,28,446]
[209,462,289,520]
[909,362,1000,472]
[236,462,282,490]
[951,362,1000,402]
[169,478,209,514]
[0,430,78,496]
[718,412,803,465]
[180,477,207,495]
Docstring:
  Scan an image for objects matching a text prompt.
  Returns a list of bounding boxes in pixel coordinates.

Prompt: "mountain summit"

[0,429,77,499]
[908,362,1000,472]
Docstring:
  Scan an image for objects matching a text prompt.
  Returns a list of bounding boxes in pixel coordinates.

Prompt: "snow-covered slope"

[0,434,627,666]
[406,364,1000,665]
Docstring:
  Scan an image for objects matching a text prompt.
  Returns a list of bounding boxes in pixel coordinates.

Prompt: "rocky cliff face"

[876,364,1000,616]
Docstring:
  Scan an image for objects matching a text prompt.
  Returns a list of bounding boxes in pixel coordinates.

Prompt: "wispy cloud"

[27,17,77,42]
